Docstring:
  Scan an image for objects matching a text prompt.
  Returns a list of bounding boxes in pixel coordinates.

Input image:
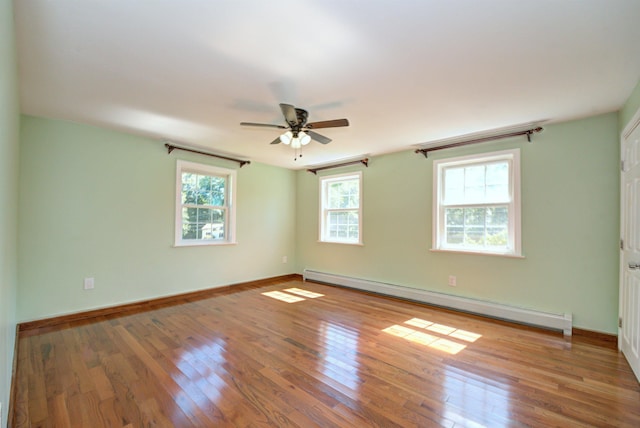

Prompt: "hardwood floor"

[11,278,640,427]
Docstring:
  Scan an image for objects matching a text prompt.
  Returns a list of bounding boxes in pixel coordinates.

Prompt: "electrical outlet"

[448,275,457,287]
[282,256,288,263]
[83,277,94,290]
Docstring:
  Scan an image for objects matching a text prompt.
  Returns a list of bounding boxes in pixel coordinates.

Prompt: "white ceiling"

[13,0,640,169]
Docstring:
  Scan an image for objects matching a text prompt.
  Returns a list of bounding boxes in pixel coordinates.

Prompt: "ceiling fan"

[240,103,349,156]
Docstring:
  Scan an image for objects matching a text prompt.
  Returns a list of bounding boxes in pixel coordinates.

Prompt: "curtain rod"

[307,158,369,175]
[414,127,543,158]
[165,143,251,167]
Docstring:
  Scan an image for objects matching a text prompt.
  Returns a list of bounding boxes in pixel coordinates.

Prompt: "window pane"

[443,168,464,204]
[195,174,210,205]
[444,206,509,249]
[445,208,464,226]
[327,179,359,209]
[328,212,344,235]
[445,226,464,244]
[183,225,197,240]
[443,161,510,205]
[182,173,197,204]
[191,174,226,206]
[182,207,226,240]
[464,227,485,246]
[486,162,508,183]
[326,210,359,240]
[485,184,506,201]
[182,219,197,240]
[201,209,225,240]
[464,165,485,202]
[198,207,212,224]
[486,162,509,201]
[486,207,508,247]
[486,227,508,247]
[210,176,226,206]
[464,207,485,226]
[183,207,197,227]
[328,183,341,208]
[486,206,508,226]
[328,183,340,208]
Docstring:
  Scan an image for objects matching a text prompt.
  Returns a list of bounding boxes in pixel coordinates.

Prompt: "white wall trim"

[303,269,572,335]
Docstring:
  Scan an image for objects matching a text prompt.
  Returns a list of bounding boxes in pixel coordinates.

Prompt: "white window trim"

[432,149,522,257]
[319,171,363,245]
[174,160,237,247]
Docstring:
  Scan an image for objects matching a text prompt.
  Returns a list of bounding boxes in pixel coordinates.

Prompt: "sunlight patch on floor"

[261,291,306,303]
[405,318,482,342]
[262,288,325,303]
[285,288,324,298]
[382,318,482,355]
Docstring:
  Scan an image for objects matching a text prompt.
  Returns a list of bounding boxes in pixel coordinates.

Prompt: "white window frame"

[319,171,363,245]
[174,160,237,247]
[432,148,522,257]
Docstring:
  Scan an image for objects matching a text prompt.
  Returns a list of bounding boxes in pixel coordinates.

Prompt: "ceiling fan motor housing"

[288,108,308,137]
[294,108,308,127]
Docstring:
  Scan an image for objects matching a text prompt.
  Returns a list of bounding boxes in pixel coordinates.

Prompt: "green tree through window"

[181,173,226,240]
[434,149,521,256]
[175,160,236,246]
[320,172,363,244]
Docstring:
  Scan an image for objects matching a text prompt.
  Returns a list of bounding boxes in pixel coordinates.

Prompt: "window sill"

[430,248,524,258]
[318,240,364,246]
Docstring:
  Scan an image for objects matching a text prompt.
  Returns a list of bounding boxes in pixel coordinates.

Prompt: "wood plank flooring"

[11,278,640,427]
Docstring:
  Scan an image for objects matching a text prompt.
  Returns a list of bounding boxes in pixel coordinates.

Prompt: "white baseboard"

[303,269,572,335]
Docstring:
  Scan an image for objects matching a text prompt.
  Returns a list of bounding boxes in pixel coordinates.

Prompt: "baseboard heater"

[303,269,572,336]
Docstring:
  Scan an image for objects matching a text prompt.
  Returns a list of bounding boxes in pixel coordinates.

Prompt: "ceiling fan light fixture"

[299,131,311,146]
[291,138,302,149]
[280,131,293,145]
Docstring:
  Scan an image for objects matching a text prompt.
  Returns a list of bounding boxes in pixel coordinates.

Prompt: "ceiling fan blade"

[306,118,349,129]
[307,130,332,144]
[280,103,299,126]
[240,122,287,129]
[270,136,281,145]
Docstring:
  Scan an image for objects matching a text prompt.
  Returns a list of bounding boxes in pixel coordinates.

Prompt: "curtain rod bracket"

[165,143,250,167]
[415,148,429,158]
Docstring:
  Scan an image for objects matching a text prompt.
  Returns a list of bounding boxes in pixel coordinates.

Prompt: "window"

[175,160,236,246]
[320,172,362,244]
[433,149,521,256]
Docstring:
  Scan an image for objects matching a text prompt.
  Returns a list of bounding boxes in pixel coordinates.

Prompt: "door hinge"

[619,317,623,328]
[621,238,625,250]
[621,160,625,171]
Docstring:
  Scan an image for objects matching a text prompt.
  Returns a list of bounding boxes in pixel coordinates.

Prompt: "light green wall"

[17,116,296,322]
[0,0,20,426]
[620,79,640,131]
[296,113,620,333]
[0,0,19,424]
